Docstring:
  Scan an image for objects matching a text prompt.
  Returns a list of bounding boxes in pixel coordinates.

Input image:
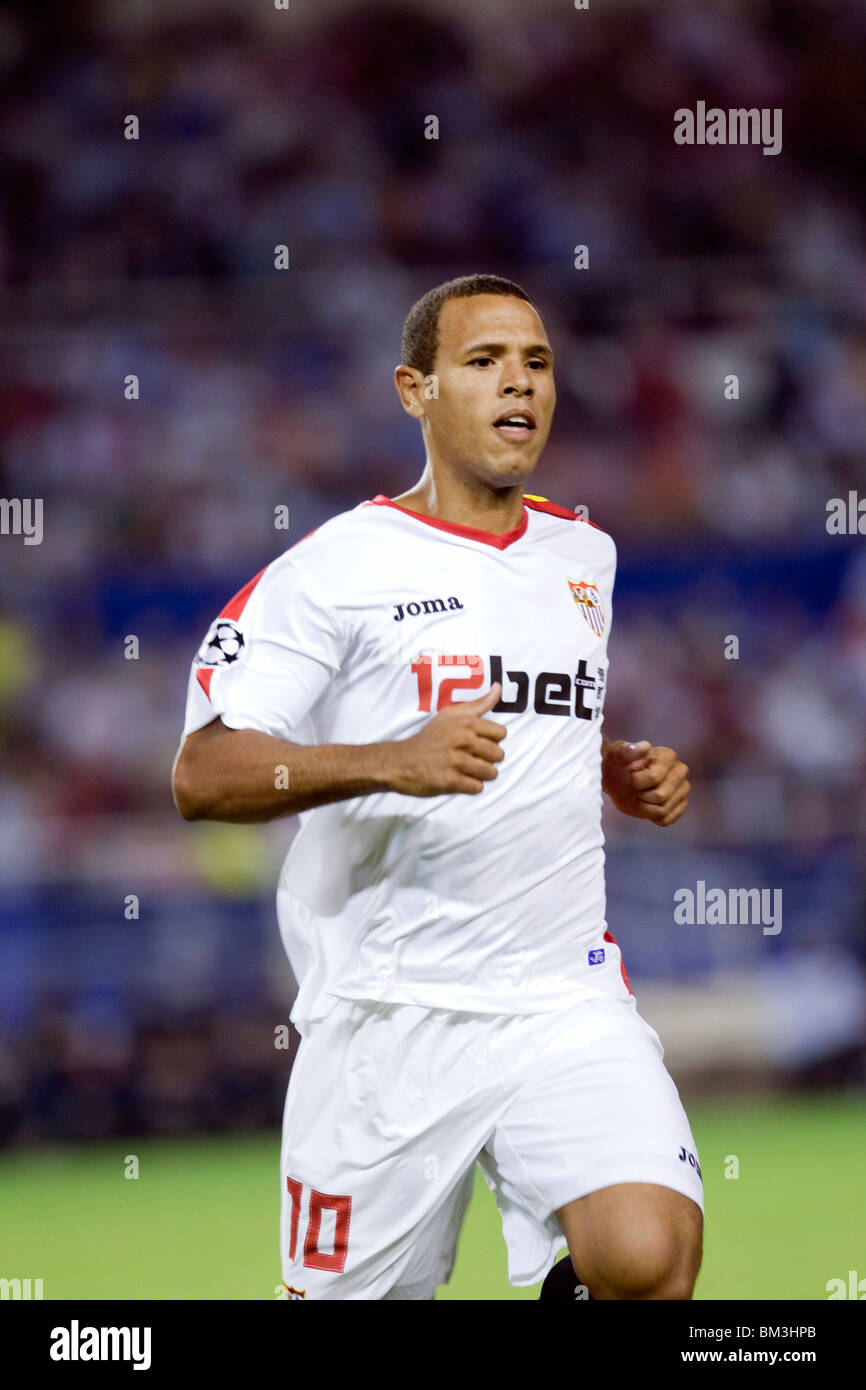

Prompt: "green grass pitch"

[1,1093,862,1300]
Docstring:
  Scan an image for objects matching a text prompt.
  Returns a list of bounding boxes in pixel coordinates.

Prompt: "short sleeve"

[181,557,343,742]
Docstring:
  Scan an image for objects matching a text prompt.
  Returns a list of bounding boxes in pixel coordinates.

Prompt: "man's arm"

[171,683,506,823]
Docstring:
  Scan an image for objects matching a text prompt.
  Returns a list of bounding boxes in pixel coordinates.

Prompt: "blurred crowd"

[0,1000,297,1146]
[0,0,864,1139]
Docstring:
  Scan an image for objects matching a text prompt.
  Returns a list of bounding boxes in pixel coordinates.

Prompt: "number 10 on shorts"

[286,1176,352,1273]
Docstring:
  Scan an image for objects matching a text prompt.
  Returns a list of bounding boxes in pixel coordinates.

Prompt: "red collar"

[366,494,529,550]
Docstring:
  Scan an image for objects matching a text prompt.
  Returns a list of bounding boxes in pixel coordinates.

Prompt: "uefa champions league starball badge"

[195,618,246,666]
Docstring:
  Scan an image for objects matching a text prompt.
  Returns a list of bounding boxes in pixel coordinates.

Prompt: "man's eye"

[529,359,548,369]
[470,356,493,366]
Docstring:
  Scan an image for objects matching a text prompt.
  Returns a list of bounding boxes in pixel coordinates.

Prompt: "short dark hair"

[401,274,535,378]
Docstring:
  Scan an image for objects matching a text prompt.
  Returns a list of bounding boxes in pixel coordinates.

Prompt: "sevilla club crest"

[568,579,605,637]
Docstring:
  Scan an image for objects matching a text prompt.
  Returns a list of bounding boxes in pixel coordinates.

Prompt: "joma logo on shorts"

[393,597,464,621]
[678,1146,702,1180]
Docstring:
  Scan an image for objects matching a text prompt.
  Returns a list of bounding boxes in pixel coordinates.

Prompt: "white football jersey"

[181,494,633,1031]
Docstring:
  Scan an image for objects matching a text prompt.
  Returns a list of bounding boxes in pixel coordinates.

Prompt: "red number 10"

[286,1177,352,1273]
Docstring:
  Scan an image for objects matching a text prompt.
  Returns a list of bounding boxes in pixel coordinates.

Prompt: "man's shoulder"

[523,494,616,558]
[287,498,387,552]
[262,497,402,592]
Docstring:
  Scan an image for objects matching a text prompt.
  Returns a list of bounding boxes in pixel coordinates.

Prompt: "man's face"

[418,294,556,487]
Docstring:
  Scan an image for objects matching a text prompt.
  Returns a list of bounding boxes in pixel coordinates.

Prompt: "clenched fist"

[602,740,690,827]
[384,683,507,797]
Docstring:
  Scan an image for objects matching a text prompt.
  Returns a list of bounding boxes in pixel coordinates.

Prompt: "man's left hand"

[602,740,690,827]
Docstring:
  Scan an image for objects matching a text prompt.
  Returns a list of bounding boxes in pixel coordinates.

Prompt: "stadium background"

[0,0,864,1299]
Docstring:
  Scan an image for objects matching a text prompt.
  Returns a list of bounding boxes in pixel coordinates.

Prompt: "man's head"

[395,274,555,491]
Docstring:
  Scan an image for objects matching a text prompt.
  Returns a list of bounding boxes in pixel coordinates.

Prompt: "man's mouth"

[493,410,536,440]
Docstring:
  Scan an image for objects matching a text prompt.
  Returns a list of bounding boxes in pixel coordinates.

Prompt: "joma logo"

[393,597,464,621]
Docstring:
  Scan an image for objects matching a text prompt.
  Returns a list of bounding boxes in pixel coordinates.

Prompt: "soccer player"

[171,274,701,1301]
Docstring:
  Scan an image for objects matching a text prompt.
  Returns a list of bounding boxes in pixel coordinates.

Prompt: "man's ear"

[394,364,427,419]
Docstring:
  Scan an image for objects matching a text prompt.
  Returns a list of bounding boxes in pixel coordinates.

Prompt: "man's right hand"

[383,682,507,797]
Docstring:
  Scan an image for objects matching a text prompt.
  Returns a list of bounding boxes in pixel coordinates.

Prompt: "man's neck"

[391,468,527,536]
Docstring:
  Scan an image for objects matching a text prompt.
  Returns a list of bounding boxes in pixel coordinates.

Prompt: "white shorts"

[279,992,704,1300]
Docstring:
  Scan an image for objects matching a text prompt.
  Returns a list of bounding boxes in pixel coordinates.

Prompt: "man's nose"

[502,367,533,396]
